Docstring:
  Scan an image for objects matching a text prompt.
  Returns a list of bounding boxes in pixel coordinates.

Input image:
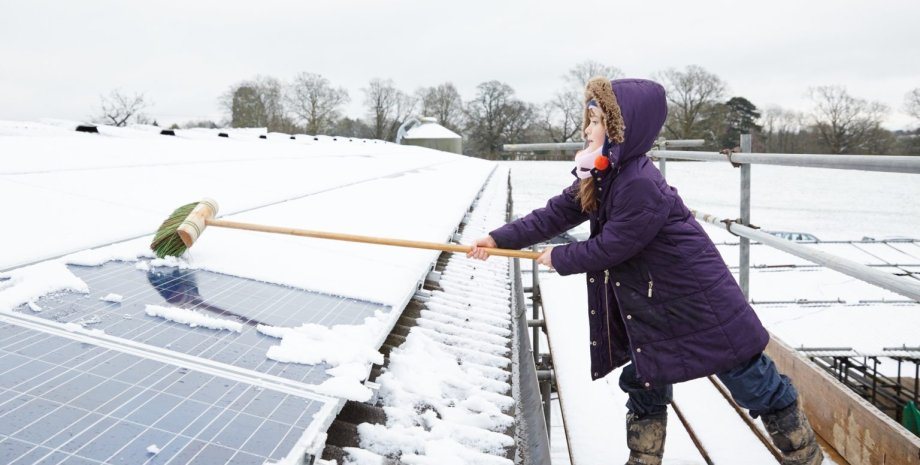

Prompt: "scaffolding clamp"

[720,217,760,237]
[720,147,742,168]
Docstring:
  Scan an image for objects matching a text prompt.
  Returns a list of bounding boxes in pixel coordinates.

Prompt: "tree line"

[95,62,920,157]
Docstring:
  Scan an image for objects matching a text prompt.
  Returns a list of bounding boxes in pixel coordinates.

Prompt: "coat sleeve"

[551,177,671,276]
[489,180,589,250]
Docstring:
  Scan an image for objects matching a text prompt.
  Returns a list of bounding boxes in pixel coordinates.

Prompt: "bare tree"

[657,65,727,141]
[505,100,538,146]
[905,88,920,123]
[285,72,349,135]
[363,78,417,141]
[388,90,418,141]
[761,105,807,153]
[464,81,536,156]
[96,90,149,127]
[417,83,464,132]
[564,60,625,90]
[808,85,889,154]
[534,62,624,145]
[539,89,583,143]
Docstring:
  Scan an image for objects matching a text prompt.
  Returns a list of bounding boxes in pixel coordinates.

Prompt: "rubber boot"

[625,411,667,465]
[761,401,823,465]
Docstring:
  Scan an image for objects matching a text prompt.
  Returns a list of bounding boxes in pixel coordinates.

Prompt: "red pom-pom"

[594,155,610,171]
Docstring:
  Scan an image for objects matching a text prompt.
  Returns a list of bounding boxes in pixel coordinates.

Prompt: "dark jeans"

[618,353,798,419]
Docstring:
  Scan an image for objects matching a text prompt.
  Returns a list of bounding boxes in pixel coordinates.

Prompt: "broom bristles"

[150,202,199,258]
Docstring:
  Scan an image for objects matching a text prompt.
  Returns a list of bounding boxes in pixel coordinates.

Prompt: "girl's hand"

[467,235,498,260]
[536,246,554,269]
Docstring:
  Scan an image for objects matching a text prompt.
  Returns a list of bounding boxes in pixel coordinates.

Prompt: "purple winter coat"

[490,79,769,388]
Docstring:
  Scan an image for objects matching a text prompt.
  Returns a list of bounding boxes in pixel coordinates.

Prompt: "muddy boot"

[761,401,823,465]
[625,411,667,465]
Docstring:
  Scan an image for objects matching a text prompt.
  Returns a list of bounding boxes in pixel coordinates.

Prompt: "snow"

[404,123,460,140]
[0,121,519,465]
[257,312,386,366]
[755,302,920,353]
[349,168,516,464]
[342,447,385,464]
[144,304,244,332]
[0,120,497,403]
[3,123,913,464]
[100,293,123,303]
[0,261,88,312]
[63,242,149,266]
[256,311,389,401]
[146,444,161,454]
[1,121,493,287]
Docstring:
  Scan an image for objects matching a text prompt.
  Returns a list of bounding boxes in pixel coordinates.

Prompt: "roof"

[0,120,505,464]
[323,167,520,464]
[404,122,460,140]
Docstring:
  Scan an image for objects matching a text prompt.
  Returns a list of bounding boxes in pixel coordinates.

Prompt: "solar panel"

[0,259,398,464]
[0,321,332,465]
[18,261,388,386]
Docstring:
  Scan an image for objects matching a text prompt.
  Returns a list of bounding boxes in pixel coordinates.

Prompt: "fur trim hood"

[583,77,625,145]
[583,78,668,166]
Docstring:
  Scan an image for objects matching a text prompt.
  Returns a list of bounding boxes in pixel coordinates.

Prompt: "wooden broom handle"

[206,218,544,260]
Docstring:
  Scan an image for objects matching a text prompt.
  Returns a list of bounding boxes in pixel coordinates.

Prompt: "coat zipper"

[648,272,654,299]
[603,270,614,363]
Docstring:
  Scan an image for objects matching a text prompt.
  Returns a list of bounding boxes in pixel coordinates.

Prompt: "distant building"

[396,116,462,154]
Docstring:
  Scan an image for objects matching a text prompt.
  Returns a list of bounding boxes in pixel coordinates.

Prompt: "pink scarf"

[574,146,603,179]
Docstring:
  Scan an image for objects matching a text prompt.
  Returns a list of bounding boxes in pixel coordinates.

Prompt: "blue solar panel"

[18,261,389,386]
[0,321,330,465]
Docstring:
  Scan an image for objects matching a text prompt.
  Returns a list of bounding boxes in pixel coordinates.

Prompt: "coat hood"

[583,78,668,167]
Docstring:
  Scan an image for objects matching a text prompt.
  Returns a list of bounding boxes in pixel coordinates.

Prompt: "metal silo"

[396,116,462,154]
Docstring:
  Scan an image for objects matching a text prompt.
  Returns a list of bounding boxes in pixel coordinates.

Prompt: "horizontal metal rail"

[650,150,920,174]
[502,139,705,153]
[693,209,920,302]
[504,142,584,152]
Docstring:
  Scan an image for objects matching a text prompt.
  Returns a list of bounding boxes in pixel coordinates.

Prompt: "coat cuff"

[489,225,522,251]
[550,245,578,276]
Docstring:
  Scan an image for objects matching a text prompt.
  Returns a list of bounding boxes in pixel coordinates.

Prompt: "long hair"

[576,106,604,213]
[577,178,598,213]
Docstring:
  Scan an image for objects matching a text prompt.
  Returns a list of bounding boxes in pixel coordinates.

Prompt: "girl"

[468,78,822,465]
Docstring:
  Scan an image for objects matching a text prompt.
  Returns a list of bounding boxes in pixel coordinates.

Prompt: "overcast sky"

[1,0,918,130]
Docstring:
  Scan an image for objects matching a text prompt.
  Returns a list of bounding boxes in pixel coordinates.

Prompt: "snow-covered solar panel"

[887,242,920,261]
[0,120,499,464]
[797,348,861,357]
[850,241,920,265]
[15,261,387,386]
[0,322,332,465]
[879,349,920,359]
[903,266,920,280]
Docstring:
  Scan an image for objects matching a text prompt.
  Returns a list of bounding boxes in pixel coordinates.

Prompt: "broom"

[150,198,542,260]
